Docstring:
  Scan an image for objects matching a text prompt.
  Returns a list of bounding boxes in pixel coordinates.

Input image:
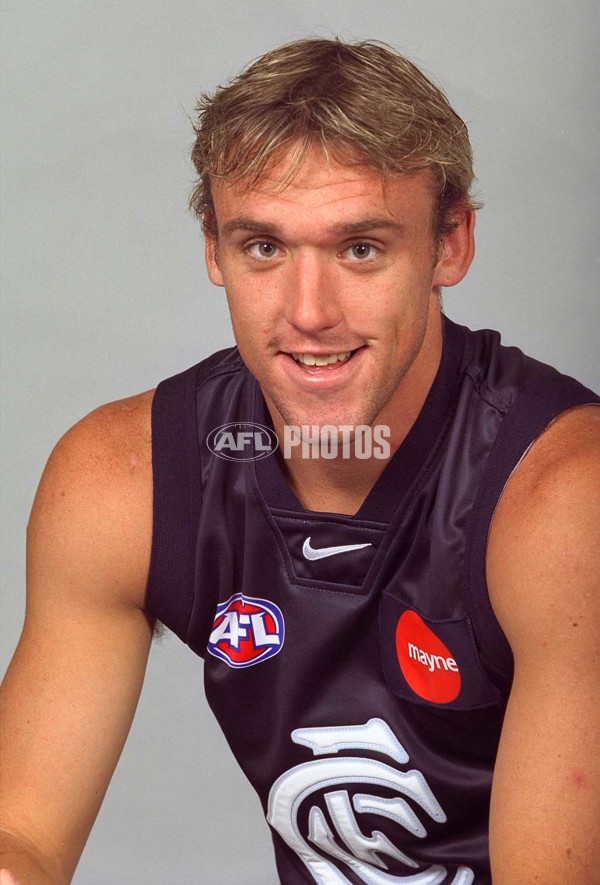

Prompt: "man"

[0,37,598,884]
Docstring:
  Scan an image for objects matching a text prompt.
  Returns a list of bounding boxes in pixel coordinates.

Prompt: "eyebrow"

[219,216,406,238]
[332,218,406,236]
[221,218,280,237]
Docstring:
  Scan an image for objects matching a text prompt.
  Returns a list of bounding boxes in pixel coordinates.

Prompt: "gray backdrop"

[1,1,598,882]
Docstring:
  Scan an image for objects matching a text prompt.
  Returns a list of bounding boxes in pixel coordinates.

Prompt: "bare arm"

[0,391,155,883]
[488,405,600,883]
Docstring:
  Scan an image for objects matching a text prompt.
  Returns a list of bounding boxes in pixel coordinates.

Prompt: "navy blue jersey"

[145,317,599,883]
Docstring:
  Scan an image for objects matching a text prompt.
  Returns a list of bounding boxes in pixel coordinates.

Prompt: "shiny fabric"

[146,317,599,883]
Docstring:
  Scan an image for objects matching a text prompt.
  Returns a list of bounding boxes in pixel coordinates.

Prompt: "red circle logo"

[395,610,461,703]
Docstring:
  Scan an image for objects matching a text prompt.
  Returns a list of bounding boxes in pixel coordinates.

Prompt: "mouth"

[278,346,366,387]
[290,349,356,367]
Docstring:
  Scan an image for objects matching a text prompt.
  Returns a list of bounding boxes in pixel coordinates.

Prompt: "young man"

[1,38,599,884]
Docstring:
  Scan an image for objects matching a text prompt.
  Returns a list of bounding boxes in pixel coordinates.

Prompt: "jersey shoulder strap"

[464,337,600,692]
[144,347,244,636]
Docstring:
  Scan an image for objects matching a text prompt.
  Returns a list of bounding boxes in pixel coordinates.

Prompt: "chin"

[276,401,381,433]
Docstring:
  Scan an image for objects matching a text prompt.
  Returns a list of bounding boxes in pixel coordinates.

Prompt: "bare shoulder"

[506,401,599,490]
[45,388,155,475]
[28,389,156,612]
[487,403,600,647]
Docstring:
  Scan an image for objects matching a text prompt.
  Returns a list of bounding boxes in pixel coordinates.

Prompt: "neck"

[282,455,388,516]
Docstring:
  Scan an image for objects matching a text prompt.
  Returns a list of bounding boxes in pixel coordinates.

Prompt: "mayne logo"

[407,642,459,673]
[207,593,285,668]
[206,422,278,462]
[395,610,462,704]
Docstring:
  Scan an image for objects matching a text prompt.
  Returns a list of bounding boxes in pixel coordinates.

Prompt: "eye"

[246,241,280,260]
[344,242,379,261]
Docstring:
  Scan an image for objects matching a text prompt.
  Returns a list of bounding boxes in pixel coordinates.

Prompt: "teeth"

[292,351,352,366]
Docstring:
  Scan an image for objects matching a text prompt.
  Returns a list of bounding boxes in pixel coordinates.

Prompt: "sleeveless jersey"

[145,317,599,884]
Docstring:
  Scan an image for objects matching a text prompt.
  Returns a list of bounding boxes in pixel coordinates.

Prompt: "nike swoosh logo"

[302,537,373,561]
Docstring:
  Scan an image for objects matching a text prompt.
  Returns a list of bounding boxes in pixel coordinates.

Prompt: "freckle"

[572,622,578,627]
[566,848,572,858]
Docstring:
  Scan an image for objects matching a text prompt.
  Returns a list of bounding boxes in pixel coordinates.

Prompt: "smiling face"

[205,148,474,441]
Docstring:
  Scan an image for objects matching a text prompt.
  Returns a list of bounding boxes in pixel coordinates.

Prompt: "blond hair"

[190,38,480,236]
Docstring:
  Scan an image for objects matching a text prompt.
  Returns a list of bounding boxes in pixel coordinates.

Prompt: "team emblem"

[207,593,284,668]
[267,719,474,883]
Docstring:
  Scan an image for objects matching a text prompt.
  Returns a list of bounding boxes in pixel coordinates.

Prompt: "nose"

[284,253,342,334]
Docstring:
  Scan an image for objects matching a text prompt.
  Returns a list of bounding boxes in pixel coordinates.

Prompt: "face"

[205,149,474,438]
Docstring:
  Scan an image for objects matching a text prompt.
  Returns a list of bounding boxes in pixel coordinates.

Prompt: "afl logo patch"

[207,593,285,668]
[395,610,461,703]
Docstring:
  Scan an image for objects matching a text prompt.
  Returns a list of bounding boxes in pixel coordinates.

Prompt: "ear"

[432,209,476,288]
[204,233,225,287]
